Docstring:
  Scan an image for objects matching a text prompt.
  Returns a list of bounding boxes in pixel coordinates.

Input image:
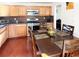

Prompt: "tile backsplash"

[0,16,53,24]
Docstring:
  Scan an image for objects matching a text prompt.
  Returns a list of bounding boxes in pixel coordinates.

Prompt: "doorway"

[56,5,62,31]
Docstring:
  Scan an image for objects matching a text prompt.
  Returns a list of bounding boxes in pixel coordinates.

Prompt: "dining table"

[32,29,62,57]
[32,29,78,57]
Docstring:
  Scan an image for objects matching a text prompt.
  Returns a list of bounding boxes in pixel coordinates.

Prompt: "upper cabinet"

[18,6,26,16]
[45,6,52,16]
[26,6,52,16]
[9,5,26,16]
[9,5,19,16]
[0,5,52,16]
[0,5,9,16]
[40,6,52,16]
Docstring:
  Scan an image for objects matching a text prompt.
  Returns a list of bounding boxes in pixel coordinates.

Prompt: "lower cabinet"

[15,24,26,37]
[0,26,8,47]
[0,24,27,47]
[8,24,16,38]
[8,24,27,38]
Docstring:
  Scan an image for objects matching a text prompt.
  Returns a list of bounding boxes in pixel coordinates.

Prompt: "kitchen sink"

[0,25,6,28]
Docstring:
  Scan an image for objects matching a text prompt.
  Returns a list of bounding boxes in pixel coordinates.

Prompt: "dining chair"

[64,40,79,57]
[55,24,74,57]
[70,50,79,57]
[28,27,37,56]
[56,24,74,39]
[28,27,43,57]
[62,24,74,39]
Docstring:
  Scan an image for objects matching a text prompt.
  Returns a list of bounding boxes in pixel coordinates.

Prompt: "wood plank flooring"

[0,36,33,57]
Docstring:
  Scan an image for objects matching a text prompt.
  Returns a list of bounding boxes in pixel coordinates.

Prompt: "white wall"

[53,2,63,29]
[72,3,79,38]
[55,2,79,38]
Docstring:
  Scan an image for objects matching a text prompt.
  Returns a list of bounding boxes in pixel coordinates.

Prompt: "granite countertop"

[0,24,7,29]
[0,19,27,24]
[0,19,27,29]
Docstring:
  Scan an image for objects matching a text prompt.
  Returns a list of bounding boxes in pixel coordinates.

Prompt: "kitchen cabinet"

[0,5,9,16]
[39,6,52,16]
[8,24,27,38]
[15,24,26,37]
[0,26,8,47]
[9,5,19,16]
[39,6,46,16]
[45,6,52,16]
[26,6,39,10]
[0,5,52,16]
[8,24,16,38]
[18,6,26,16]
[23,6,52,16]
[9,5,26,16]
[26,6,52,16]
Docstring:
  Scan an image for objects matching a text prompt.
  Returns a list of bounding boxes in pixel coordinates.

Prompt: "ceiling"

[0,2,54,6]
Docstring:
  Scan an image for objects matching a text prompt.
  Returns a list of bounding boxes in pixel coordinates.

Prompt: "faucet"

[14,18,18,24]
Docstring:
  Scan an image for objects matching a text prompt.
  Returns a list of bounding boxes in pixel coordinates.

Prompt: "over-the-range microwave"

[26,10,39,16]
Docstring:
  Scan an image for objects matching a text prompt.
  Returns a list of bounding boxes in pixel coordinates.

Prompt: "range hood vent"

[26,10,39,16]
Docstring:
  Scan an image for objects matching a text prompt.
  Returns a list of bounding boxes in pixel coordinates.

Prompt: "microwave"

[26,10,39,16]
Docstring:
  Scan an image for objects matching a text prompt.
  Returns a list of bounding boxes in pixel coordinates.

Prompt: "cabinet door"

[45,6,52,16]
[8,24,16,38]
[18,6,26,16]
[0,26,8,47]
[9,5,19,16]
[39,6,46,16]
[15,24,26,37]
[39,6,52,16]
[0,5,9,16]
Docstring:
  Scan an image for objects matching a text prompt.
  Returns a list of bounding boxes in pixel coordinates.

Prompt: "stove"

[27,18,40,31]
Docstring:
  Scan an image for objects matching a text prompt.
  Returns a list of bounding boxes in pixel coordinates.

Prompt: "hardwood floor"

[0,36,33,57]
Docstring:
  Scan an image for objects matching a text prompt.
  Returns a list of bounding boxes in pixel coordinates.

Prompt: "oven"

[27,18,40,31]
[33,25,40,30]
